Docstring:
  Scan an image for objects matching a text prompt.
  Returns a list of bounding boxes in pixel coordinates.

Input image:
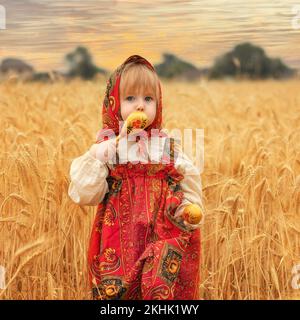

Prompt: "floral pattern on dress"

[87,138,201,300]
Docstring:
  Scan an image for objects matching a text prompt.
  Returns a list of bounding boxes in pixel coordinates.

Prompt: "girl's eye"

[125,96,153,102]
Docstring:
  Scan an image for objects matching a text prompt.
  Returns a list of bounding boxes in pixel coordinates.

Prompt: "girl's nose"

[136,99,144,111]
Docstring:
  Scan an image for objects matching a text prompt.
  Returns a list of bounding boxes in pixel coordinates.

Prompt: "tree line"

[0,42,297,82]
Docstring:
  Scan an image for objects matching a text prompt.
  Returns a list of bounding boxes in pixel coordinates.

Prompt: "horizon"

[0,0,300,72]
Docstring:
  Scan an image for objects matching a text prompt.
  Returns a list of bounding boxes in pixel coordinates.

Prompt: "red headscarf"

[95,55,167,144]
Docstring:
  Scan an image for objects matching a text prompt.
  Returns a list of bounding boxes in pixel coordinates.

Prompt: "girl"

[68,55,205,300]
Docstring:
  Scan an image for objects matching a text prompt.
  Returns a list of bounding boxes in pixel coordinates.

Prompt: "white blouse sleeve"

[173,139,205,229]
[68,150,109,206]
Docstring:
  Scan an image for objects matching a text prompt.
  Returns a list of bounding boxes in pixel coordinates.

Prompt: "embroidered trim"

[92,276,128,300]
[159,244,182,285]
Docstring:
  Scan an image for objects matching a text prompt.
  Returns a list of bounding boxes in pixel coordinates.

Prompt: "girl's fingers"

[183,220,199,230]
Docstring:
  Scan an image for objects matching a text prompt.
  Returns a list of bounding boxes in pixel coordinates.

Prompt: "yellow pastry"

[182,204,203,225]
[116,111,148,144]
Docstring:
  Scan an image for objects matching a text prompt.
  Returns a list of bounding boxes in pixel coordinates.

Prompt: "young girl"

[68,55,205,300]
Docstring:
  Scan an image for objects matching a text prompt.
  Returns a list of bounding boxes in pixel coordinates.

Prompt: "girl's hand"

[89,138,117,163]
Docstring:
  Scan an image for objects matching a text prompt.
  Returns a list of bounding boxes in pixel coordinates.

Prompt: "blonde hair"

[119,62,160,103]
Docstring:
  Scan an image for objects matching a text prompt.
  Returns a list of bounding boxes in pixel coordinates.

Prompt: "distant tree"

[267,57,294,79]
[209,42,295,79]
[31,72,51,82]
[209,52,236,78]
[154,53,202,80]
[0,58,34,74]
[64,46,107,80]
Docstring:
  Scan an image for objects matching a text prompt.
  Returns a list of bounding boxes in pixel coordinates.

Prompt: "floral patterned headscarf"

[95,55,167,144]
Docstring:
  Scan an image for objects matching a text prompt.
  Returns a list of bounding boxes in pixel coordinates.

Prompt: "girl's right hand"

[89,138,117,163]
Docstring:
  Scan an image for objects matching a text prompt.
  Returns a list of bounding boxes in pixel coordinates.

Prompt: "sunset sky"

[0,0,299,73]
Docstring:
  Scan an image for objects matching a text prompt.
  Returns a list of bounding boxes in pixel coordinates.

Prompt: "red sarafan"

[87,55,202,300]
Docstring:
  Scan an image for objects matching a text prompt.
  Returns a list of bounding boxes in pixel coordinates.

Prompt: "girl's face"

[120,91,157,127]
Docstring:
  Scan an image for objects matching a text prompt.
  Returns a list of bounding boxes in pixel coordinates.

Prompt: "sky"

[0,0,299,73]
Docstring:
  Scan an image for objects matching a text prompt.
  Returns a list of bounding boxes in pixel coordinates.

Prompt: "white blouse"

[68,133,205,229]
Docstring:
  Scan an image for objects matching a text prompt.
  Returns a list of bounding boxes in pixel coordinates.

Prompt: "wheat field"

[0,78,299,300]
